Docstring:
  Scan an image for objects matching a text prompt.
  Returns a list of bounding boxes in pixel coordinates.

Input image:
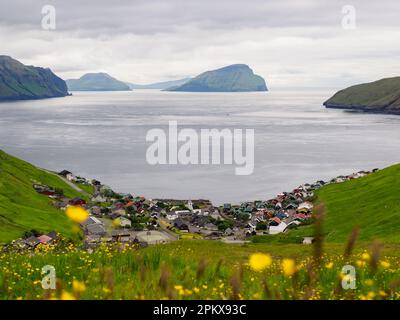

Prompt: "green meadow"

[1,240,400,300]
[1,150,400,300]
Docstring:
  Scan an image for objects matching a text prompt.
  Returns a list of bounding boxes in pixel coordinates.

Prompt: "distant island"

[126,78,192,90]
[0,55,69,101]
[166,64,268,92]
[66,73,131,91]
[324,77,400,115]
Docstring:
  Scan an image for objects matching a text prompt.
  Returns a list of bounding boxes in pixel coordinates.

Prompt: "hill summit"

[66,73,131,91]
[166,64,268,92]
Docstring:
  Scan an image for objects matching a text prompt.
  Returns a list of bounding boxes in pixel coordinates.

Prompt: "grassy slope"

[66,73,130,91]
[0,150,85,243]
[0,55,68,100]
[277,164,400,244]
[170,65,267,92]
[324,77,400,111]
[73,182,94,195]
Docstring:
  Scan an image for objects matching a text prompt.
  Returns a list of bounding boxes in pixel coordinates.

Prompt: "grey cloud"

[0,1,399,88]
[1,0,399,35]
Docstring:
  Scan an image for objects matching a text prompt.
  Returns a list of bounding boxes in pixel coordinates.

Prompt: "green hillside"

[284,164,400,243]
[66,73,131,91]
[0,150,85,244]
[0,55,69,101]
[167,64,268,92]
[324,77,400,114]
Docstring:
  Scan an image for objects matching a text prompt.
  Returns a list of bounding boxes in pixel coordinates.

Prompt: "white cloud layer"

[0,0,399,89]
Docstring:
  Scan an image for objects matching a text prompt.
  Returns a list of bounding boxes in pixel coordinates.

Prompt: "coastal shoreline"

[324,103,400,115]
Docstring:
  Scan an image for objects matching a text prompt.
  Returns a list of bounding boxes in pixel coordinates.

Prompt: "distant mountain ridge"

[126,78,192,90]
[166,64,268,92]
[324,77,400,115]
[0,56,69,101]
[66,73,131,91]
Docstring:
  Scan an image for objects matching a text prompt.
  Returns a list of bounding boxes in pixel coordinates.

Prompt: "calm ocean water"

[1,90,399,204]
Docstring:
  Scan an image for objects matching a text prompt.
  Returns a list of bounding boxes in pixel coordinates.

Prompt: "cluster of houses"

[164,204,233,238]
[8,168,378,251]
[59,170,91,185]
[3,231,58,252]
[221,169,379,240]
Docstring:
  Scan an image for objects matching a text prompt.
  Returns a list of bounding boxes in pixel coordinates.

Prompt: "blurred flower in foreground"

[249,253,272,272]
[361,252,370,261]
[282,259,296,277]
[66,206,89,224]
[61,291,75,300]
[72,280,86,293]
[112,218,121,228]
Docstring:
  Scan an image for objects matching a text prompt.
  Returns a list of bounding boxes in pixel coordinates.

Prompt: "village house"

[224,228,234,236]
[303,237,315,245]
[116,217,132,228]
[81,216,103,227]
[86,223,107,236]
[297,202,313,213]
[69,197,86,206]
[91,194,107,203]
[6,231,58,252]
[174,219,189,232]
[175,210,191,215]
[89,206,102,216]
[269,222,288,235]
[166,212,179,221]
[58,170,75,181]
[91,179,101,186]
[81,216,106,236]
[37,234,53,244]
[111,208,126,217]
[54,199,70,210]
[193,208,209,216]
[111,230,132,242]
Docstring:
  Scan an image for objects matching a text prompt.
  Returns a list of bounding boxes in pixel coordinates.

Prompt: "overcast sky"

[0,0,399,89]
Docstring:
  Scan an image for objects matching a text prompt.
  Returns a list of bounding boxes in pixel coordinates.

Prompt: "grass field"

[0,150,85,243]
[73,182,94,195]
[1,240,400,300]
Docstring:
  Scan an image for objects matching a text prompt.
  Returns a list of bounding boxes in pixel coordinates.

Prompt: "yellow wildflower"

[112,218,121,228]
[282,259,296,277]
[72,280,86,293]
[364,279,374,286]
[367,291,376,300]
[61,291,75,300]
[356,260,366,267]
[325,262,334,269]
[66,206,89,224]
[102,287,111,294]
[361,253,370,261]
[379,290,388,297]
[380,261,391,269]
[249,253,272,272]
